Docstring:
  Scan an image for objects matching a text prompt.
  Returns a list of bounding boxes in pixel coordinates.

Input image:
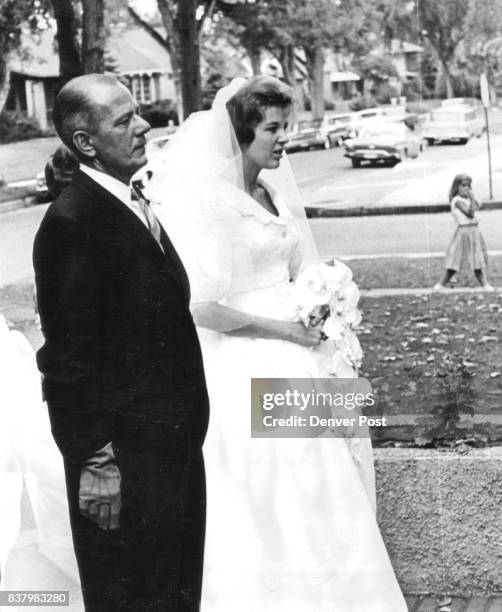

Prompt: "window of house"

[141,75,151,104]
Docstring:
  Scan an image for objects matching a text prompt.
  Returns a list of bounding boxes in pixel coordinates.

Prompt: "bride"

[148,76,407,611]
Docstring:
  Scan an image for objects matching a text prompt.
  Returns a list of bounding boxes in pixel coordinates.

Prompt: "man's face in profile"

[89,83,151,183]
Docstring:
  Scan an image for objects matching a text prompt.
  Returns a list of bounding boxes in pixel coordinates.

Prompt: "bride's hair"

[226,76,294,146]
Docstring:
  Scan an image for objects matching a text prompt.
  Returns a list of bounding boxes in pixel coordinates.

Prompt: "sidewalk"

[406,595,502,611]
[305,198,502,218]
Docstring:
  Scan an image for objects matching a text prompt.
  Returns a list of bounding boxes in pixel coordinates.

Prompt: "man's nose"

[136,114,151,135]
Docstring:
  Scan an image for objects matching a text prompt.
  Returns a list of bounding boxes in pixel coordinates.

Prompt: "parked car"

[36,171,48,197]
[322,113,357,145]
[343,122,425,168]
[285,119,334,152]
[422,105,484,145]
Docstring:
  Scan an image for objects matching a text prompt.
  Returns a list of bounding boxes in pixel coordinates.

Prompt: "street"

[3,201,502,288]
[291,120,502,208]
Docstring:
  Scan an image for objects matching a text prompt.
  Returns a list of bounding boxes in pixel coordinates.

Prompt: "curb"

[0,195,40,214]
[306,199,502,218]
[3,194,502,220]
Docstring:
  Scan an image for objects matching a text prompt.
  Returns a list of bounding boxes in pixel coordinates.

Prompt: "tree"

[52,0,82,84]
[82,0,105,73]
[270,0,376,120]
[416,0,472,98]
[213,1,279,76]
[129,1,217,117]
[0,1,50,111]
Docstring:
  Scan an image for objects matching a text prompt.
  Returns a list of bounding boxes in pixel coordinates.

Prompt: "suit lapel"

[72,170,190,301]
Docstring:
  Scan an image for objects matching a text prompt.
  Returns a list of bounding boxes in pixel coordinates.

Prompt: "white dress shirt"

[80,164,149,228]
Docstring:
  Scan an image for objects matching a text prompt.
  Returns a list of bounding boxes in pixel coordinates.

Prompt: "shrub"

[349,93,377,111]
[0,111,44,143]
[406,100,434,115]
[139,99,178,128]
[375,83,400,105]
[303,98,335,112]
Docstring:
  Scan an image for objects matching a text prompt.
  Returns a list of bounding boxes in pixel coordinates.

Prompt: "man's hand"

[79,442,121,530]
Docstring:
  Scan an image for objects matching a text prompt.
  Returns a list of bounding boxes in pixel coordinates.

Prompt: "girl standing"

[434,173,492,290]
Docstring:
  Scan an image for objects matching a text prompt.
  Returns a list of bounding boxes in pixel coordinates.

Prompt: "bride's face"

[242,106,289,171]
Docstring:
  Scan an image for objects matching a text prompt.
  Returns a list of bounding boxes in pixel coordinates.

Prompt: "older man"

[33,74,209,611]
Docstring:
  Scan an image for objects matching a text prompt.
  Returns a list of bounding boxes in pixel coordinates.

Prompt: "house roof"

[9,26,172,79]
[330,71,360,83]
[390,40,423,55]
[9,29,59,78]
[108,27,172,75]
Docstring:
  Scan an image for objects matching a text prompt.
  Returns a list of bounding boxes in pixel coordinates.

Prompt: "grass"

[0,184,40,204]
[3,268,501,447]
[346,255,502,290]
[359,292,502,445]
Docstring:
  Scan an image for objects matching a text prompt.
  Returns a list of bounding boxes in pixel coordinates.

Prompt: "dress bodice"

[159,178,302,312]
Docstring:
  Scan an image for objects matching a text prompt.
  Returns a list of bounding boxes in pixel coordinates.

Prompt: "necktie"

[131,181,163,251]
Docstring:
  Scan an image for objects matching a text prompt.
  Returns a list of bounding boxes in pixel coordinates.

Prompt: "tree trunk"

[0,65,10,114]
[278,44,294,86]
[82,0,105,74]
[305,42,325,121]
[444,66,454,99]
[52,0,82,85]
[247,46,261,76]
[435,57,454,98]
[179,0,202,117]
[156,0,183,117]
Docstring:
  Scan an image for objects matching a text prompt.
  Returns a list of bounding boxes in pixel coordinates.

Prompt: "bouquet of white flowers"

[293,260,363,377]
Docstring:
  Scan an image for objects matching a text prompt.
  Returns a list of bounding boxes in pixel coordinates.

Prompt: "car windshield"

[360,125,404,139]
[297,120,317,130]
[329,116,352,125]
[430,109,471,123]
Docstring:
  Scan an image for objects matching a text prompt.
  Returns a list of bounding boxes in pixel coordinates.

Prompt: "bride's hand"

[282,321,324,347]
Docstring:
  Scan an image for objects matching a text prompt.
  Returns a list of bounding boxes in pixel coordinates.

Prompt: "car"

[343,122,425,168]
[347,107,389,138]
[422,105,484,145]
[36,171,48,197]
[322,113,358,145]
[285,119,334,153]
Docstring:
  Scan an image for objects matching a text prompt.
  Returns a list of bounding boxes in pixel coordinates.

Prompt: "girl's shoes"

[482,283,495,291]
[432,283,448,292]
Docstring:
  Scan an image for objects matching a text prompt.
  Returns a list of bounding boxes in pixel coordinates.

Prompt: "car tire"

[425,138,435,146]
[351,158,361,168]
[458,138,469,145]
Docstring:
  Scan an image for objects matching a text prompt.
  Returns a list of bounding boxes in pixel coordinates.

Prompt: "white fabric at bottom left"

[0,316,79,587]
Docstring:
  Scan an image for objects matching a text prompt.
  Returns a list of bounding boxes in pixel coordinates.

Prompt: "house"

[387,39,422,82]
[368,39,423,96]
[262,48,361,109]
[323,51,361,102]
[5,26,176,130]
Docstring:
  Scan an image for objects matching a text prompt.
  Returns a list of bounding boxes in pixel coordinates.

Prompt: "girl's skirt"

[445,225,488,274]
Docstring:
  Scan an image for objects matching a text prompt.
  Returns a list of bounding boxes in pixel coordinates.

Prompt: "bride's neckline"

[249,183,279,218]
[243,178,283,221]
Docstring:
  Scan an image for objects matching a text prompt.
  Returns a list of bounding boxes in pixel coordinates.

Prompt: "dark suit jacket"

[33,168,209,465]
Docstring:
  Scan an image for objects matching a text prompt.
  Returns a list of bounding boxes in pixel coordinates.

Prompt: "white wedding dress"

[156,178,407,612]
[0,315,79,590]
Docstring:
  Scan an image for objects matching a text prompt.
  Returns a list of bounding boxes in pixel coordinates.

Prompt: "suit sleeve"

[34,213,113,464]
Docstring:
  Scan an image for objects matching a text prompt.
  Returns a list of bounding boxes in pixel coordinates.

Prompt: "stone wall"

[375,448,502,596]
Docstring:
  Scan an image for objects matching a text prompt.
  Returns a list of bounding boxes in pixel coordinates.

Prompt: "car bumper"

[344,149,400,161]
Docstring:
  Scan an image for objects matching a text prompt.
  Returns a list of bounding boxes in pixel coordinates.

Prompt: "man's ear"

[73,130,96,159]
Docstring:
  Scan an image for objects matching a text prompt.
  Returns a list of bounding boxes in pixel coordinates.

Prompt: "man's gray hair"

[53,74,123,157]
